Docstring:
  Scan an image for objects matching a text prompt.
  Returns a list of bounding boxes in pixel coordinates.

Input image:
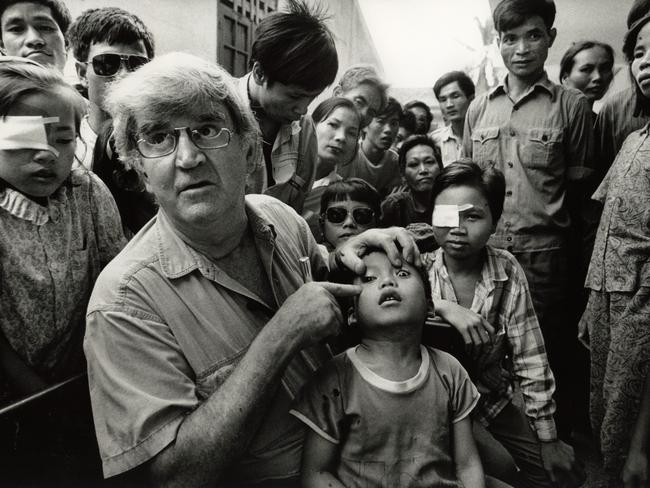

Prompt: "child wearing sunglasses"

[0,58,125,401]
[318,178,380,259]
[291,249,484,487]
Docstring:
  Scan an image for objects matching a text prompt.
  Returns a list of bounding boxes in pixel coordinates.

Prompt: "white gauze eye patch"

[432,204,474,227]
[0,116,61,157]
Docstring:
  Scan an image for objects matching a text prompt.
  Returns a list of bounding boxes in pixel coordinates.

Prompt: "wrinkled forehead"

[134,99,234,132]
[1,2,57,27]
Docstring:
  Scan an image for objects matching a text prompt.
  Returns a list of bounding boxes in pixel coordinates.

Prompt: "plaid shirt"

[424,245,558,441]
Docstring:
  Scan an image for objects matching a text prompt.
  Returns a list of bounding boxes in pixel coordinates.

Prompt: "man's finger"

[481,318,496,337]
[318,282,362,297]
[392,228,421,267]
[336,249,366,275]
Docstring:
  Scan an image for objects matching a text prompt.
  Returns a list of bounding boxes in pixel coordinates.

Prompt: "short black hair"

[493,0,556,33]
[433,70,476,100]
[403,100,433,129]
[431,159,506,223]
[0,0,71,43]
[559,41,614,81]
[399,110,416,132]
[397,135,441,174]
[250,0,338,91]
[68,7,155,62]
[312,96,360,125]
[379,96,403,119]
[319,177,381,219]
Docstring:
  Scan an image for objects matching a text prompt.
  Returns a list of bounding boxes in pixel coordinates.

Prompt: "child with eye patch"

[290,249,484,488]
[0,58,125,401]
[423,160,583,488]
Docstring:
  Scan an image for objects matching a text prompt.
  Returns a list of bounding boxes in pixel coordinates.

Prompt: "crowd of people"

[0,0,649,486]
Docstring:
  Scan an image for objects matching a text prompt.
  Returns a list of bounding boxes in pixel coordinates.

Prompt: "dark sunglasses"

[87,53,149,77]
[324,207,375,226]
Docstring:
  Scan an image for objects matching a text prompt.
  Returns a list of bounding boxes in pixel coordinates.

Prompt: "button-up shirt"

[430,125,463,167]
[84,194,330,481]
[424,246,557,441]
[238,73,318,213]
[0,169,125,383]
[585,124,650,293]
[463,73,594,252]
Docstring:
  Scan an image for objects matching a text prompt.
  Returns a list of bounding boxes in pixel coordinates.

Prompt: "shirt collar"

[157,197,277,279]
[433,245,508,288]
[489,72,555,102]
[437,125,458,142]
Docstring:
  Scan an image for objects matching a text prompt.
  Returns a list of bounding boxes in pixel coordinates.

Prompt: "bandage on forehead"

[432,204,474,227]
[0,116,60,157]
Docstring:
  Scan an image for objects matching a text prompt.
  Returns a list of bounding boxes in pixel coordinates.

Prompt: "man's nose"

[24,26,45,47]
[293,98,310,117]
[175,130,205,168]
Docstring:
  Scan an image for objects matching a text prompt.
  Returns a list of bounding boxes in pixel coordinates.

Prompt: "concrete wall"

[64,0,218,62]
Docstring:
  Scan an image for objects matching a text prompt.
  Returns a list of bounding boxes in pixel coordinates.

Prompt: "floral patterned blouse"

[0,169,125,383]
[585,124,650,293]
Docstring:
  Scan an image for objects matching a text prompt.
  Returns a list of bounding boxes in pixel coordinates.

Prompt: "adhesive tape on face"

[0,116,60,157]
[432,203,475,227]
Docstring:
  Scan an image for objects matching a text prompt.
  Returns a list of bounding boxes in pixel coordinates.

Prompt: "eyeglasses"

[134,126,232,158]
[85,53,149,77]
[324,207,375,226]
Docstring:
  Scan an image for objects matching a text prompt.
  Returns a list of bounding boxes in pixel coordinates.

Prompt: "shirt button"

[505,221,511,226]
[509,129,515,137]
[506,190,512,196]
[508,162,513,168]
[507,236,513,242]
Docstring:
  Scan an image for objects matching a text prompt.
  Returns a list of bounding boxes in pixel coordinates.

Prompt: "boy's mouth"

[378,290,402,305]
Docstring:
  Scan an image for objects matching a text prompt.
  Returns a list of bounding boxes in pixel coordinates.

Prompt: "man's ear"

[252,61,266,86]
[76,60,88,88]
[548,27,557,47]
[347,307,357,327]
[333,85,343,97]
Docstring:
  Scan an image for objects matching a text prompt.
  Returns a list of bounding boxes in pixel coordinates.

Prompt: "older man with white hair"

[84,52,419,487]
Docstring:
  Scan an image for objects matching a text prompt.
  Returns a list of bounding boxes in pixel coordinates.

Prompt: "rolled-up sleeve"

[84,308,199,478]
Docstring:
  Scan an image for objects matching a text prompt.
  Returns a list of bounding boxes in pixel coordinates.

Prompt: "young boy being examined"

[424,161,583,488]
[333,64,388,128]
[291,250,484,488]
[338,97,402,196]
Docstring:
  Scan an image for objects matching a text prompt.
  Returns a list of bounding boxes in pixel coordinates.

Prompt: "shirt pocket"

[522,128,563,170]
[471,127,500,164]
[272,151,298,184]
[195,351,244,402]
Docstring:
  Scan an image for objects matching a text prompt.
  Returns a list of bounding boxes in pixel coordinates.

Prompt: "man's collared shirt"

[463,73,594,252]
[430,125,463,167]
[84,195,329,481]
[237,73,318,213]
[425,246,558,441]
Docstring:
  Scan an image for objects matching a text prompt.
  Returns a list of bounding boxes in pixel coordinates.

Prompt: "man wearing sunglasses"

[241,0,338,213]
[68,7,154,171]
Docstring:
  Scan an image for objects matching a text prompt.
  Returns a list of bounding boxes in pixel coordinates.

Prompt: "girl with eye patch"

[0,58,125,402]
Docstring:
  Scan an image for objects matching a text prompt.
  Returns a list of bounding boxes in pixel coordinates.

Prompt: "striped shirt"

[424,245,558,441]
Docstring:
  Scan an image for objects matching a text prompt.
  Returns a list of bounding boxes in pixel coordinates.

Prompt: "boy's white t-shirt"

[290,345,479,488]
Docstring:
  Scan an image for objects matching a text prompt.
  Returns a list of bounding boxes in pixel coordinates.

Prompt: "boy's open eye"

[396,269,411,278]
[361,275,376,283]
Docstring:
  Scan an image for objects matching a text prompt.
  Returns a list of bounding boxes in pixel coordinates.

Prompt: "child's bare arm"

[435,299,495,349]
[453,417,485,488]
[0,329,47,396]
[300,429,346,488]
